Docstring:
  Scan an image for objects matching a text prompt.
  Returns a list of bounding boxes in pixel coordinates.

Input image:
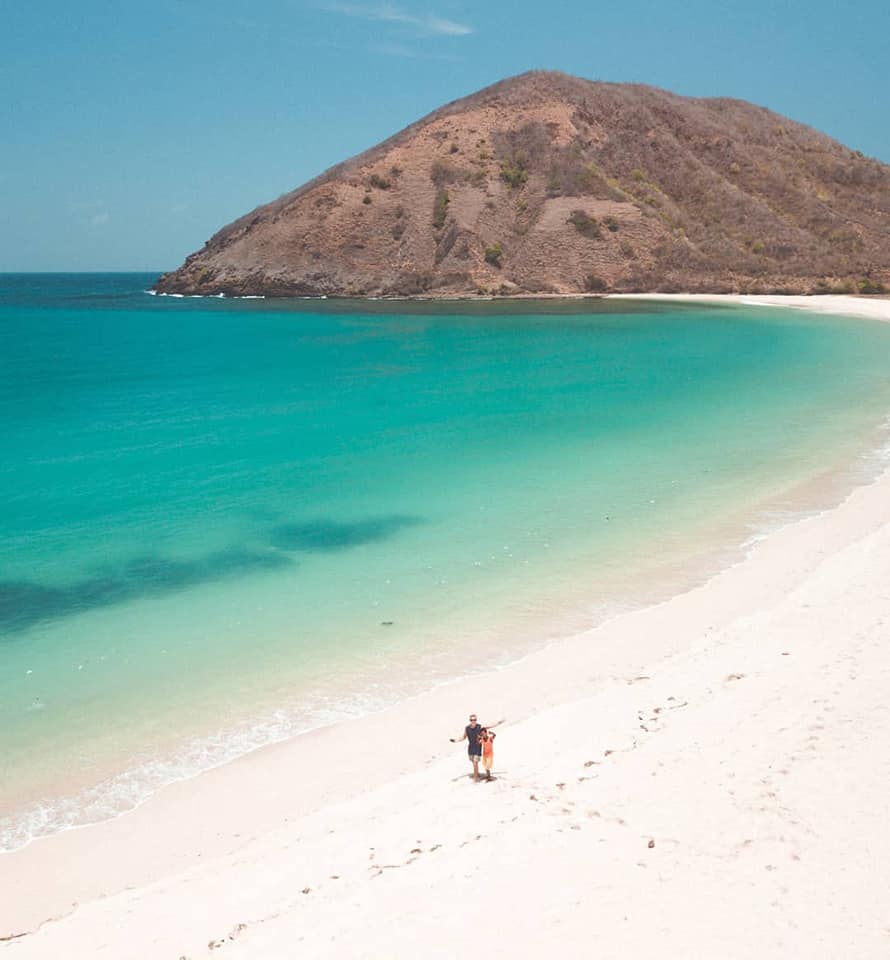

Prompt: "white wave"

[146,290,265,301]
[0,693,385,854]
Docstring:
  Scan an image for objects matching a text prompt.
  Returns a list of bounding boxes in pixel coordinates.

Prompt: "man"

[451,713,502,781]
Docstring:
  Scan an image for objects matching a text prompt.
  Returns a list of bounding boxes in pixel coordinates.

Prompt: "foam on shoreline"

[146,290,266,299]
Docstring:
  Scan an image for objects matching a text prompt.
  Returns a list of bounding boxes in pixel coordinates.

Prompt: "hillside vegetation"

[156,71,890,297]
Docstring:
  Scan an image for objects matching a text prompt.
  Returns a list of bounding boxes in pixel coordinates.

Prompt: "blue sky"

[2,0,888,271]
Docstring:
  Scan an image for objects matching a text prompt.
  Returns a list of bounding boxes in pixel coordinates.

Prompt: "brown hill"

[155,71,890,298]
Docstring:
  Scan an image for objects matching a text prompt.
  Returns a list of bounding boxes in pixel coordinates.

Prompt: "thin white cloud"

[324,2,472,36]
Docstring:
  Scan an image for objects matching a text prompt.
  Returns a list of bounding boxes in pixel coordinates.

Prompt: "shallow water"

[2,274,890,849]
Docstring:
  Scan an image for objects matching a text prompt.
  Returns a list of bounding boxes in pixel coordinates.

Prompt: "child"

[480,728,496,780]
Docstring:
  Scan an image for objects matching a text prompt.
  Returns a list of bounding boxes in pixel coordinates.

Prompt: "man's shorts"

[468,749,482,762]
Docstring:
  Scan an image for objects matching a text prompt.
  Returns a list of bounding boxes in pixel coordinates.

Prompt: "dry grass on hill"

[157,71,890,298]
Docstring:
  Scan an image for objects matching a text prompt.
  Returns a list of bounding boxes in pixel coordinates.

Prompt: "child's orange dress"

[482,737,494,772]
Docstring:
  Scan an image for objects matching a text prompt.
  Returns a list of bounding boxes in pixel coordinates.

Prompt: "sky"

[2,0,888,272]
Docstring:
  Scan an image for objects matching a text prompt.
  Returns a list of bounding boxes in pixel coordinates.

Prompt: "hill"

[155,71,890,297]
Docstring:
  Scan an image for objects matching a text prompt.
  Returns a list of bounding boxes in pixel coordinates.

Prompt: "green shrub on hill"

[500,158,528,189]
[568,210,601,238]
[433,190,450,229]
[484,242,504,267]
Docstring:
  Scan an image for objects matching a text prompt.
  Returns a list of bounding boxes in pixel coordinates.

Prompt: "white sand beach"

[3,295,890,959]
[616,292,890,322]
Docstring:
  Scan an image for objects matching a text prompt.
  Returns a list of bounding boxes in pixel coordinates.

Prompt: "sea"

[3,273,890,851]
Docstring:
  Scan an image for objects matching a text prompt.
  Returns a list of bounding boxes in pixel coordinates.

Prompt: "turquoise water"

[3,274,890,849]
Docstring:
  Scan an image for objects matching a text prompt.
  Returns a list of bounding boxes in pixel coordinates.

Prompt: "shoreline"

[146,285,890,316]
[9,289,889,854]
[4,359,887,857]
[612,291,890,322]
[4,294,890,957]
